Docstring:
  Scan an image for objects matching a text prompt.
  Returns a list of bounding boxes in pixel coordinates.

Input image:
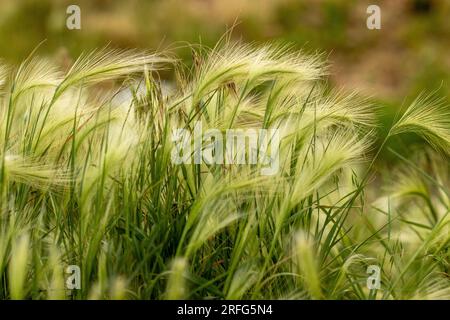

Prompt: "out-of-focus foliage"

[0,0,448,103]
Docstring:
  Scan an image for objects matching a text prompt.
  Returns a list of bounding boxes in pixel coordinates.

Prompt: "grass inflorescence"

[0,42,448,300]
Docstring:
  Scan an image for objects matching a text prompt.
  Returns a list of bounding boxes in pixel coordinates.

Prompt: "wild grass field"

[0,40,449,300]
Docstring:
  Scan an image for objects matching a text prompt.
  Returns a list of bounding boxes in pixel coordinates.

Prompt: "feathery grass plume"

[87,283,102,300]
[385,166,436,223]
[3,154,69,189]
[381,148,449,227]
[55,47,171,99]
[390,93,450,154]
[10,57,61,103]
[185,192,242,257]
[429,151,450,207]
[293,232,322,299]
[0,62,9,89]
[272,86,376,131]
[289,130,371,207]
[47,246,65,300]
[166,258,188,300]
[78,108,142,203]
[329,254,367,298]
[387,168,429,199]
[411,278,450,300]
[8,234,30,300]
[110,277,127,300]
[191,42,325,106]
[226,264,259,300]
[312,89,377,129]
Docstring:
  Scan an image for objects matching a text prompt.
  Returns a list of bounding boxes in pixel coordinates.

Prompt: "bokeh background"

[0,0,449,160]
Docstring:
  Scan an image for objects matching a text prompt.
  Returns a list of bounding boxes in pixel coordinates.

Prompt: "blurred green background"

[0,0,449,160]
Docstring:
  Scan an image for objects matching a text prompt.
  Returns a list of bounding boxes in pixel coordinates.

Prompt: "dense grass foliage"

[0,42,449,299]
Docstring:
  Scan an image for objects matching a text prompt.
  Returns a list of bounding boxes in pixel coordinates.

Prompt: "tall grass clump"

[0,41,448,300]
